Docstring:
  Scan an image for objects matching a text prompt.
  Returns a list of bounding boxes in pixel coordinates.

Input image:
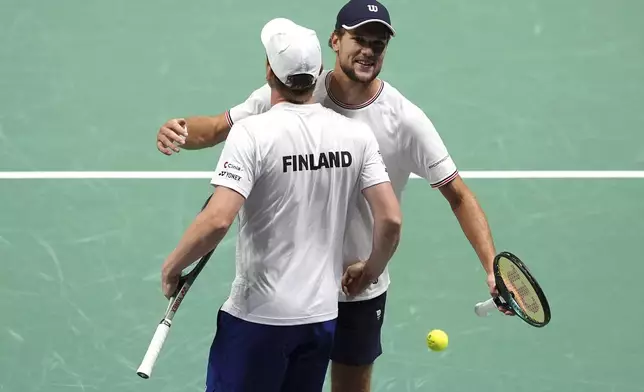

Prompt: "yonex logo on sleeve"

[218,170,241,181]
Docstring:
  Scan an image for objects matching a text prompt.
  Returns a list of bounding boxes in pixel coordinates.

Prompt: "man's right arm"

[359,132,402,281]
[156,84,271,155]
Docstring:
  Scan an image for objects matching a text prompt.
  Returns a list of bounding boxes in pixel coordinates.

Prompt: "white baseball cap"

[261,18,322,88]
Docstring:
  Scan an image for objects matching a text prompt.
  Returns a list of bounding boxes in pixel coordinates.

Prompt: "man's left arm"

[438,178,514,316]
[161,123,257,298]
[400,101,499,294]
[438,176,495,276]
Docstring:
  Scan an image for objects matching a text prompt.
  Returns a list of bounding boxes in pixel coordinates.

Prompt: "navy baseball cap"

[335,0,396,36]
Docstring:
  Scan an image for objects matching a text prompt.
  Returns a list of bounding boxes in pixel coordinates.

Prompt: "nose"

[360,46,375,58]
[362,41,385,57]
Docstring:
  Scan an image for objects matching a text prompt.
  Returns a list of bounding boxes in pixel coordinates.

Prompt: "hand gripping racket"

[136,194,215,379]
[474,251,551,328]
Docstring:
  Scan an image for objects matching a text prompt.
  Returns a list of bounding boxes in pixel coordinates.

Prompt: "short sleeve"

[210,124,256,198]
[399,101,458,188]
[360,130,390,190]
[225,84,272,127]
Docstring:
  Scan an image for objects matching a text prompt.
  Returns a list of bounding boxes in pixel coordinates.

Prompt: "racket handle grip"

[136,320,171,379]
[474,298,497,317]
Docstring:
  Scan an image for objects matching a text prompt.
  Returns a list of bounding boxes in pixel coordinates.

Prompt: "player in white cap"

[159,17,402,392]
[157,0,512,391]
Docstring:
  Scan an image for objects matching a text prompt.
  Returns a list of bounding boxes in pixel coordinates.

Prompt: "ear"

[330,32,341,54]
[266,66,276,88]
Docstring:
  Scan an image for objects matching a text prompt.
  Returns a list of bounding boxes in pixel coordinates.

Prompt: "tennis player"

[160,17,402,392]
[157,0,510,391]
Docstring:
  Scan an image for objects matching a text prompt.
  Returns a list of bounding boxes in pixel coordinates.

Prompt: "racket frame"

[492,251,551,328]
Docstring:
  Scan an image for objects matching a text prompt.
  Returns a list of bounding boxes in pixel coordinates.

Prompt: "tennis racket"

[474,251,551,328]
[136,194,215,379]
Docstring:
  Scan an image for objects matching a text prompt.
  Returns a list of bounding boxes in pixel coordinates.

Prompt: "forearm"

[183,114,231,149]
[451,194,496,274]
[366,217,402,278]
[162,211,231,277]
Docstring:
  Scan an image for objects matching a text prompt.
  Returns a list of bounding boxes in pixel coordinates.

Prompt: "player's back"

[226,76,458,303]
[219,101,375,326]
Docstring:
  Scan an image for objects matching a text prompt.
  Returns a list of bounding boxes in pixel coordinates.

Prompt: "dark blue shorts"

[206,310,337,392]
[330,291,387,366]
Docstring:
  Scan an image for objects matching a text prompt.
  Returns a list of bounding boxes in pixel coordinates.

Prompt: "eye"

[372,40,386,51]
[353,36,367,46]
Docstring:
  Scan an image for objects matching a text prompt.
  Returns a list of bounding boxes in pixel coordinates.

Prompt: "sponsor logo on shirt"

[223,161,242,171]
[218,170,241,181]
[282,151,353,172]
[427,154,450,170]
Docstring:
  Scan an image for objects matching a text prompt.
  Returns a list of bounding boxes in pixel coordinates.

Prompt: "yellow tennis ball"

[426,329,448,351]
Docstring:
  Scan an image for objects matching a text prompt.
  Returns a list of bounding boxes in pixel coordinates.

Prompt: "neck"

[271,90,315,106]
[329,62,381,106]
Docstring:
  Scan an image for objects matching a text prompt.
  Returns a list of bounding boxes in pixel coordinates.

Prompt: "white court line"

[0,171,643,179]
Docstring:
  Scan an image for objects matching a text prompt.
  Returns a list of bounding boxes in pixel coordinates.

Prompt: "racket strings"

[500,262,545,322]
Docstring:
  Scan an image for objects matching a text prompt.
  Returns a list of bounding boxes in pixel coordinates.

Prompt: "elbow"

[440,177,472,212]
[200,211,234,242]
[365,210,402,280]
[211,216,234,235]
[448,199,462,212]
[201,217,232,249]
[383,211,402,238]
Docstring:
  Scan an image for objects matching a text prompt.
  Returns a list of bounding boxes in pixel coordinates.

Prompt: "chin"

[354,62,383,81]
[353,69,378,83]
[339,62,380,84]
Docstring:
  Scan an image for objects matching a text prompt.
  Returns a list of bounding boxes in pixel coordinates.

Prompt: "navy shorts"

[330,291,387,366]
[206,310,337,392]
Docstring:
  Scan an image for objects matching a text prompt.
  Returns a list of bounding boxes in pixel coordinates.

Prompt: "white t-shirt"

[227,70,458,302]
[212,101,390,326]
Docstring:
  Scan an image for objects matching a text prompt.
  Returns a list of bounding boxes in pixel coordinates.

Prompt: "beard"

[339,60,382,84]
